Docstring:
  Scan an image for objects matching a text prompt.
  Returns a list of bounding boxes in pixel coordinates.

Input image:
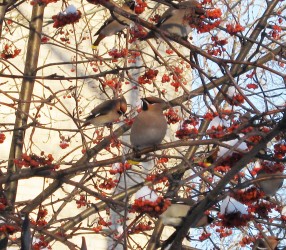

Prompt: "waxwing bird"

[141,0,205,40]
[83,96,127,127]
[256,169,284,197]
[160,203,213,228]
[252,236,279,250]
[130,97,168,152]
[92,0,135,49]
[160,200,214,250]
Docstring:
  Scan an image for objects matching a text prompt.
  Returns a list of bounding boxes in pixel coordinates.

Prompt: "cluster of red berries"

[226,23,245,36]
[215,227,233,238]
[203,112,218,120]
[227,94,245,105]
[134,0,148,14]
[31,208,48,227]
[145,174,168,184]
[194,8,222,33]
[129,25,147,42]
[176,118,199,139]
[161,74,171,83]
[98,217,112,227]
[233,187,264,204]
[32,235,51,250]
[274,143,286,159]
[0,224,17,234]
[199,232,211,241]
[138,69,159,85]
[76,195,88,208]
[259,161,285,173]
[130,222,152,234]
[164,108,180,124]
[176,126,198,139]
[218,153,243,169]
[218,212,252,228]
[109,162,132,175]
[0,44,21,59]
[108,48,128,60]
[246,83,258,89]
[52,10,82,28]
[127,50,141,63]
[130,197,171,217]
[98,178,118,190]
[196,9,222,33]
[0,133,5,143]
[102,78,122,91]
[14,153,58,169]
[30,0,58,5]
[207,125,226,139]
[239,236,256,247]
[59,140,69,149]
[0,196,7,211]
[207,35,227,56]
[156,157,169,164]
[269,24,282,39]
[248,201,277,219]
[92,225,102,233]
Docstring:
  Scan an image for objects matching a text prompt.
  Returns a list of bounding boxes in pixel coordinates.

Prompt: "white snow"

[135,186,158,202]
[227,86,236,97]
[217,138,248,158]
[220,196,248,215]
[65,5,77,14]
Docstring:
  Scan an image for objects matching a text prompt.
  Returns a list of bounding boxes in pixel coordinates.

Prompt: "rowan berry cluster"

[129,25,147,42]
[164,108,180,124]
[196,9,222,33]
[109,162,132,175]
[32,235,51,250]
[76,195,88,208]
[248,201,277,219]
[233,187,264,204]
[0,44,21,59]
[99,178,118,190]
[108,48,128,60]
[176,118,199,139]
[52,10,82,28]
[207,35,227,56]
[0,133,5,143]
[30,0,58,5]
[138,69,159,84]
[130,197,171,217]
[134,0,148,14]
[239,236,256,247]
[14,153,58,169]
[226,23,245,36]
[218,212,252,228]
[130,222,152,234]
[0,224,17,234]
[31,208,49,227]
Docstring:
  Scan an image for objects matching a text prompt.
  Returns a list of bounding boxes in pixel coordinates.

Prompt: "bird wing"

[94,17,114,36]
[156,7,175,27]
[86,100,116,120]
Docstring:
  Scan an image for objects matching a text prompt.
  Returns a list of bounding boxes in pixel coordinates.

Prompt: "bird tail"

[92,34,105,49]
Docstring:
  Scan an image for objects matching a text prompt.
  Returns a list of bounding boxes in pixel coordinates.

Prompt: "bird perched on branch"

[141,0,205,40]
[256,168,284,197]
[130,96,167,154]
[252,236,279,250]
[160,203,213,228]
[160,199,214,249]
[92,0,135,49]
[82,96,127,127]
